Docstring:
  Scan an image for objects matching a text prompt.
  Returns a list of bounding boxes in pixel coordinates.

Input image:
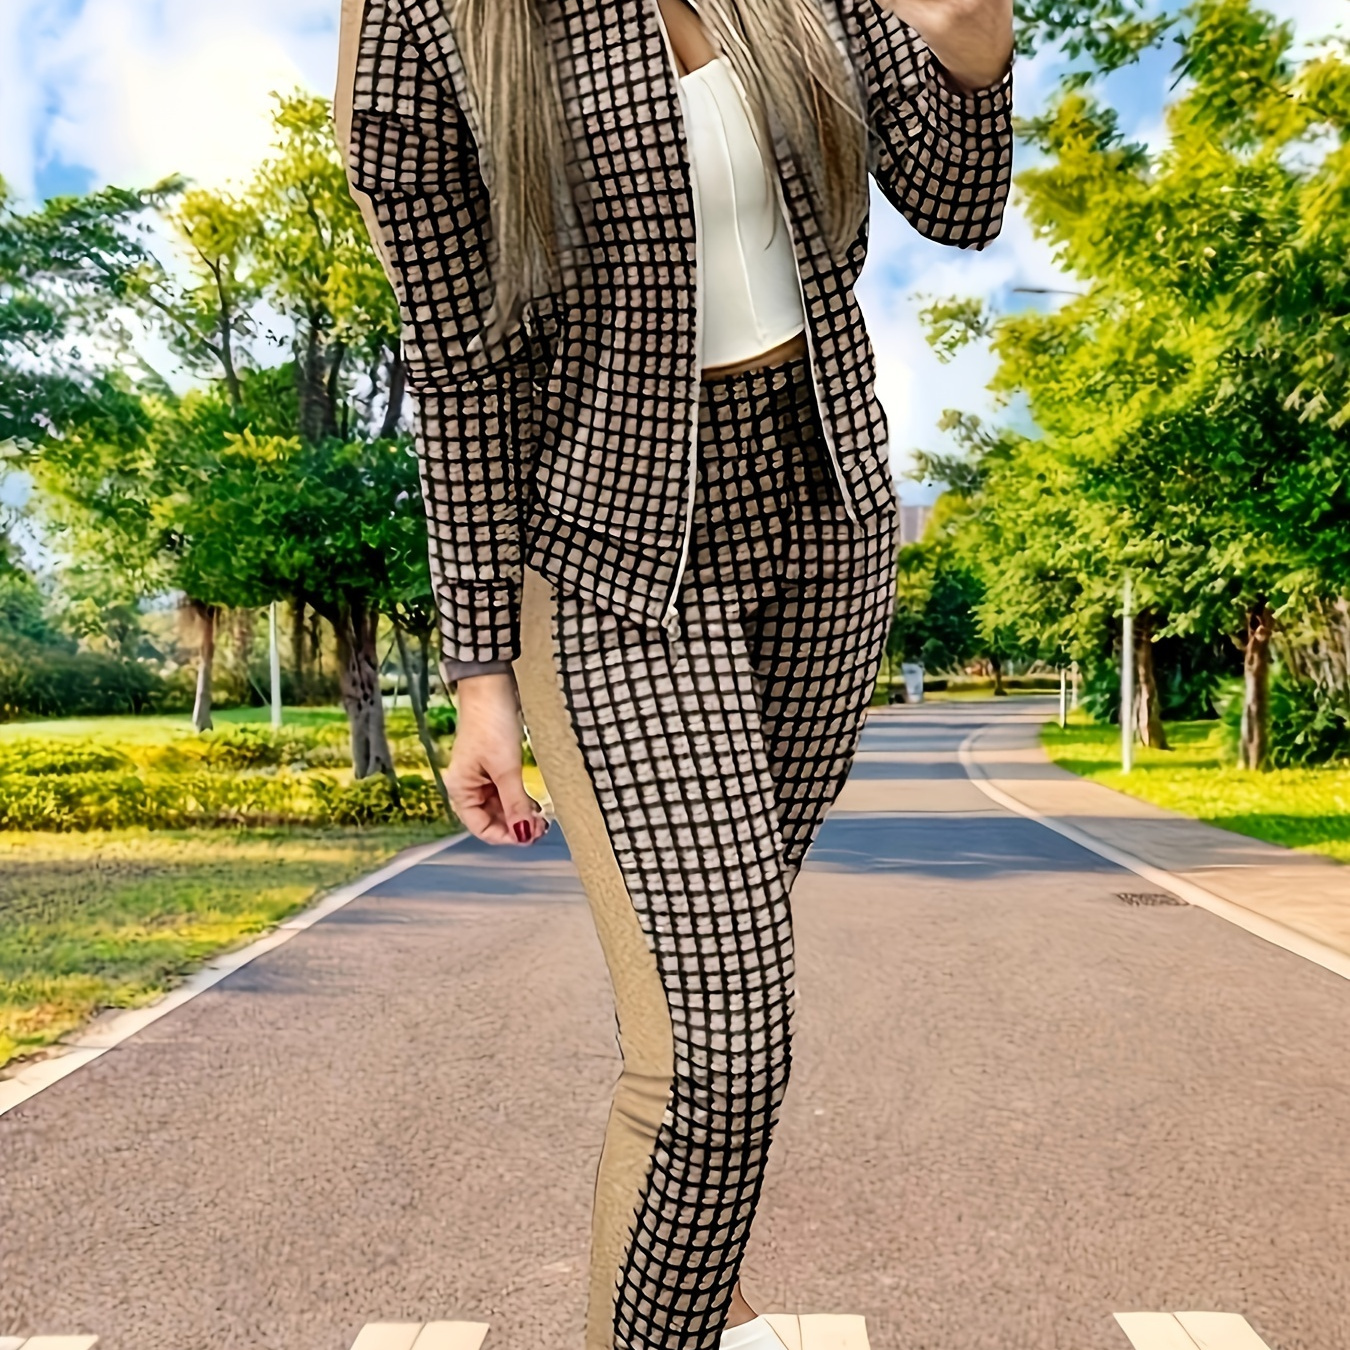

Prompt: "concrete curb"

[0,831,469,1120]
[959,724,1350,985]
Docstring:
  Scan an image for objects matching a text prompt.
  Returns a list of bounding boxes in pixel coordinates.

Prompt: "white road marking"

[10,1338,100,1350]
[1116,1313,1206,1349]
[410,1324,492,1350]
[349,1325,422,1350]
[349,1325,489,1350]
[1175,1311,1275,1350]
[959,727,1350,984]
[1114,1312,1274,1349]
[0,833,469,1120]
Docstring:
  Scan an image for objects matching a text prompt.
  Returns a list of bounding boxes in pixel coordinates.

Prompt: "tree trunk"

[291,598,308,691]
[991,652,1007,696]
[334,600,396,780]
[379,346,407,440]
[1133,613,1169,750]
[395,625,454,821]
[1239,602,1275,771]
[309,609,325,678]
[297,319,328,443]
[191,600,216,733]
[417,629,432,711]
[325,339,347,440]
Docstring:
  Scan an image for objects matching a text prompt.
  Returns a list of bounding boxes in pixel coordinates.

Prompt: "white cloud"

[1,0,338,199]
[2,0,1343,500]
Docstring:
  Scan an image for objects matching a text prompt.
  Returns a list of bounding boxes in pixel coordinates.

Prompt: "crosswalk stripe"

[1115,1312,1274,1350]
[1116,1313,1206,1349]
[1174,1312,1274,1350]
[349,1324,490,1350]
[13,1339,100,1350]
[410,1324,491,1350]
[349,1325,424,1350]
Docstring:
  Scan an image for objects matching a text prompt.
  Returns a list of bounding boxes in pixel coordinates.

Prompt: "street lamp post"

[1121,576,1134,773]
[269,601,283,729]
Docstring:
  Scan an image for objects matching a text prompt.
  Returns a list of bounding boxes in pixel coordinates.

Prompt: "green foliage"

[0,568,64,647]
[1078,637,1233,726]
[308,774,446,827]
[1013,0,1177,75]
[913,0,1350,762]
[14,95,427,763]
[1219,667,1350,768]
[0,640,164,721]
[889,543,985,672]
[1265,673,1350,767]
[0,741,131,777]
[0,766,448,831]
[421,705,458,739]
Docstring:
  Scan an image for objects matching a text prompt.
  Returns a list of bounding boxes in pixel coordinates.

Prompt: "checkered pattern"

[543,354,898,1348]
[338,0,1012,671]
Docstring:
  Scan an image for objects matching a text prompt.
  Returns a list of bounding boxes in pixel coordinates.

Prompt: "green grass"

[0,824,450,1071]
[0,705,352,746]
[1042,715,1350,864]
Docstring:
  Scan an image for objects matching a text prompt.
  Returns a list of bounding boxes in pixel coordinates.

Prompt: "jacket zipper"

[653,0,859,648]
[769,170,859,526]
[653,0,703,649]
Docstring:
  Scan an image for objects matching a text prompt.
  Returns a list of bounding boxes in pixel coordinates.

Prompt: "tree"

[25,94,420,769]
[913,0,1350,768]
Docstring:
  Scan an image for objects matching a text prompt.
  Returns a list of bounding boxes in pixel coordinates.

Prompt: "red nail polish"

[513,820,532,844]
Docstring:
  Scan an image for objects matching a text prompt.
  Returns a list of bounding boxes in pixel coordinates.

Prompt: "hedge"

[0,767,449,831]
[0,645,165,721]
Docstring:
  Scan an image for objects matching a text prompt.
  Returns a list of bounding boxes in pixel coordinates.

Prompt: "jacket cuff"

[433,579,521,669]
[925,44,1014,127]
[443,657,515,683]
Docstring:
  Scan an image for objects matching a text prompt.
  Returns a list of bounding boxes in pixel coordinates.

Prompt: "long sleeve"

[837,0,1014,249]
[338,0,549,669]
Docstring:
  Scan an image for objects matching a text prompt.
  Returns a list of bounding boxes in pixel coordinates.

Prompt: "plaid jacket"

[335,0,1014,669]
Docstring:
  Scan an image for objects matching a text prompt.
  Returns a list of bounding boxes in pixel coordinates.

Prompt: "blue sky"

[1,0,1342,501]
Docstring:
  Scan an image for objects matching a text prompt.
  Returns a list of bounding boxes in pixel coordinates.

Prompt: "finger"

[448,777,516,847]
[493,768,545,846]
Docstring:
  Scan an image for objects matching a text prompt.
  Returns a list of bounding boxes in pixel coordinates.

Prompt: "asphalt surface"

[2,700,1348,1350]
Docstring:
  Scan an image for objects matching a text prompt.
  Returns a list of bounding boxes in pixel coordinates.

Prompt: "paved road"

[2,701,1349,1350]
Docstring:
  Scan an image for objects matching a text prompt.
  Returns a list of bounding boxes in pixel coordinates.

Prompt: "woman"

[335,0,1013,1346]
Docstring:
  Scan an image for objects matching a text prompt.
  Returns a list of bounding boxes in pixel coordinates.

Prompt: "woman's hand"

[446,671,548,846]
[874,0,1014,93]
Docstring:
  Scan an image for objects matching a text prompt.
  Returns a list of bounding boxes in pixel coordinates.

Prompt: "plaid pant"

[515,353,899,1349]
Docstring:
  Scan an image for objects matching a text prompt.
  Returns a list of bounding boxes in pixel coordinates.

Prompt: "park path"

[2,700,1349,1350]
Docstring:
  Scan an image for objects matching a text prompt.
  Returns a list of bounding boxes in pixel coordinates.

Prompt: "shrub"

[309,774,446,826]
[0,642,164,721]
[1215,668,1350,768]
[1269,673,1350,767]
[423,705,457,738]
[0,766,452,831]
[0,740,132,776]
[191,724,345,769]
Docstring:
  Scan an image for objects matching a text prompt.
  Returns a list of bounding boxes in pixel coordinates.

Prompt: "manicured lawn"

[1042,716,1350,865]
[0,824,450,1071]
[0,705,352,747]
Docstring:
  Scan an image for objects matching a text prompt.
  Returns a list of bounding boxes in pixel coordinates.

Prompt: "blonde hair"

[449,0,869,335]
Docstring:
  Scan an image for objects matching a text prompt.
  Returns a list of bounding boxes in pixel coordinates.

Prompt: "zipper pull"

[661,609,689,673]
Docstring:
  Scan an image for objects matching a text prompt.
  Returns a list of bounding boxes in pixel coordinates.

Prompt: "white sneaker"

[721,1313,870,1350]
[720,1315,788,1350]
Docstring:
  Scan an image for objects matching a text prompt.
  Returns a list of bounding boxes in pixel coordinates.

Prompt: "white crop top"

[678,57,807,370]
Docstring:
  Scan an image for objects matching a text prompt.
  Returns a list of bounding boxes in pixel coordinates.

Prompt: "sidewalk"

[964,710,1350,967]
